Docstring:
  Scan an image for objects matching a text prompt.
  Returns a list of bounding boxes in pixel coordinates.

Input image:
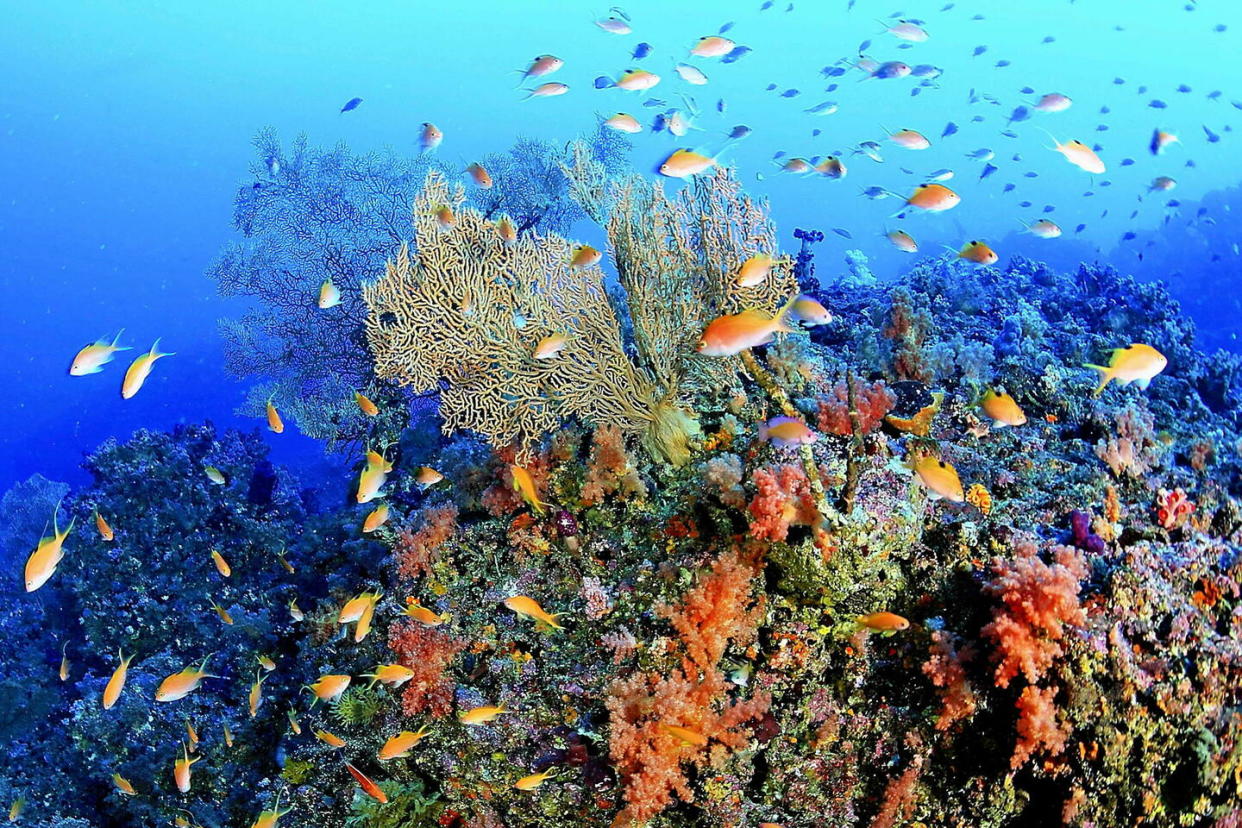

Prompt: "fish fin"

[1137,377,1152,390]
[110,329,131,350]
[773,294,801,333]
[1083,363,1112,396]
[150,338,175,358]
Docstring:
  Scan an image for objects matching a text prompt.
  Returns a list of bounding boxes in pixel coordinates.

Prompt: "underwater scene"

[3,0,1242,826]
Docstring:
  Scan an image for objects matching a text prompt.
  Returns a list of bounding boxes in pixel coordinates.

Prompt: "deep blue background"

[2,0,1239,491]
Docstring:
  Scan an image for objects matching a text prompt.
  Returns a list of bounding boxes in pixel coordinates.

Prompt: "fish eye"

[938,460,946,467]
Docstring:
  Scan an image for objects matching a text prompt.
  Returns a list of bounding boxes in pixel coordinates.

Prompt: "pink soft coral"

[580,424,647,506]
[921,630,977,731]
[815,379,897,437]
[747,464,820,542]
[394,503,458,581]
[981,540,1087,688]
[388,621,466,718]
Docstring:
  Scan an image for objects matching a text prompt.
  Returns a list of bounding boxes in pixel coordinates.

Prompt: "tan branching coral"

[363,172,661,462]
[606,168,799,397]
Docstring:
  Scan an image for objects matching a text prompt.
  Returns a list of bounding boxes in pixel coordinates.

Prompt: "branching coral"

[606,550,770,826]
[981,540,1087,688]
[364,171,663,463]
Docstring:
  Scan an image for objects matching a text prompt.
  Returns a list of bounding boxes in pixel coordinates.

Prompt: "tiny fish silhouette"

[340,97,363,113]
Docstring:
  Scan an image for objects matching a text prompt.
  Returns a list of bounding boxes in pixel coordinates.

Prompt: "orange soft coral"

[981,540,1087,688]
[580,424,648,506]
[747,464,820,542]
[607,550,771,827]
[388,621,467,718]
[815,378,897,437]
[1011,684,1071,769]
[394,503,458,581]
[481,444,554,516]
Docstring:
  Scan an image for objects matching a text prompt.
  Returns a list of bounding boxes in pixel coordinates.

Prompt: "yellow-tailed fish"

[315,729,347,748]
[978,389,1027,427]
[210,601,234,626]
[757,416,817,448]
[495,215,517,246]
[603,113,642,134]
[460,704,506,725]
[318,278,341,309]
[419,122,443,153]
[466,162,493,188]
[155,656,217,702]
[533,334,569,359]
[223,722,234,748]
[856,611,911,632]
[378,726,430,760]
[402,598,447,626]
[185,718,199,751]
[503,595,562,630]
[69,329,130,376]
[8,798,23,822]
[25,501,74,592]
[364,664,416,687]
[204,466,226,485]
[1084,344,1167,395]
[514,769,556,791]
[277,552,295,574]
[815,156,847,178]
[658,148,716,178]
[287,709,301,735]
[911,456,965,503]
[613,69,660,91]
[354,598,376,643]
[509,464,547,514]
[248,790,292,828]
[660,723,708,747]
[434,204,455,230]
[103,649,134,709]
[690,35,735,57]
[173,743,201,793]
[956,240,998,265]
[735,254,781,287]
[211,549,231,577]
[790,295,832,327]
[257,654,276,672]
[249,671,268,718]
[356,450,392,503]
[338,592,381,624]
[58,642,69,681]
[569,244,602,269]
[306,674,351,704]
[415,466,444,488]
[120,339,174,399]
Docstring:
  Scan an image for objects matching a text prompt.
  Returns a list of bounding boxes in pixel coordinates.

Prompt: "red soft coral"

[815,379,897,437]
[607,550,770,827]
[394,503,458,581]
[388,622,466,718]
[981,540,1087,688]
[580,424,648,506]
[747,464,820,542]
[1011,684,1071,768]
[921,630,977,731]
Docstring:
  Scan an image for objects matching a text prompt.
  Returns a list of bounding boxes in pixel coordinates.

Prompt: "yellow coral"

[965,483,992,515]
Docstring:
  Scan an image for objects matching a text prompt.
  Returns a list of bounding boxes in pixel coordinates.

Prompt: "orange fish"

[315,729,347,748]
[900,183,960,213]
[1084,344,1167,395]
[696,296,798,357]
[94,509,113,541]
[503,595,562,630]
[956,240,998,265]
[466,162,493,188]
[25,501,74,592]
[173,743,201,793]
[339,592,381,624]
[690,35,735,57]
[306,674,351,704]
[362,503,389,533]
[519,54,563,81]
[534,334,569,359]
[156,656,218,702]
[856,611,911,632]
[248,671,268,718]
[354,391,379,416]
[211,549,231,578]
[509,464,547,514]
[378,726,430,760]
[758,416,817,447]
[121,339,174,399]
[434,204,455,230]
[569,244,602,269]
[363,664,416,687]
[266,399,284,433]
[345,763,389,804]
[660,723,708,747]
[415,466,444,488]
[496,215,517,246]
[419,122,443,153]
[978,389,1027,427]
[514,769,556,791]
[58,642,69,681]
[658,148,716,178]
[735,253,781,287]
[911,456,965,503]
[401,598,447,626]
[460,704,507,725]
[102,649,134,710]
[613,69,661,91]
[886,229,918,252]
[112,773,137,796]
[1042,131,1105,173]
[356,450,392,503]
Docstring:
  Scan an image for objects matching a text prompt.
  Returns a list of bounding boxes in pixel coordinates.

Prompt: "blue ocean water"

[1,0,1238,491]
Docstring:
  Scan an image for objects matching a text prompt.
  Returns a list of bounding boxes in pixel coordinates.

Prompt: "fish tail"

[1083,363,1112,396]
[111,329,132,350]
[150,338,175,358]
[1034,126,1060,151]
[773,294,801,333]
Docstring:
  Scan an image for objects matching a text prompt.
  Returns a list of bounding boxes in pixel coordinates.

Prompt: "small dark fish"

[1042,205,1055,213]
[970,114,985,123]
[765,83,778,91]
[1185,159,1197,168]
[727,124,752,139]
[1100,180,1112,187]
[1011,153,1022,161]
[594,76,613,89]
[717,98,727,113]
[911,64,941,78]
[980,163,998,180]
[719,21,735,33]
[1122,231,1136,241]
[1167,199,1181,207]
[1000,129,1019,138]
[942,121,958,137]
[1233,101,1242,110]
[760,0,773,9]
[1196,207,1208,217]
[785,2,793,10]
[910,87,922,97]
[823,66,847,77]
[642,98,666,107]
[1096,125,1109,132]
[780,88,801,98]
[1100,105,1111,114]
[858,39,872,52]
[1203,125,1220,142]
[1019,86,1035,95]
[1120,157,1135,166]
[1075,223,1086,233]
[810,128,821,137]
[1176,83,1192,93]
[632,42,653,59]
[970,13,984,20]
[1007,106,1030,124]
[832,227,852,239]
[826,83,839,92]
[995,59,1011,68]
[1101,210,1109,218]
[1137,85,1148,94]
[340,97,363,113]
[1207,90,1221,100]
[1084,191,1095,198]
[1041,35,1055,44]
[804,100,838,114]
[941,2,954,10]
[1023,171,1038,178]
[1149,99,1167,109]
[1092,142,1103,151]
[1002,183,1015,193]
[1214,23,1227,32]
[722,45,752,63]
[772,150,787,160]
[1019,200,1032,207]
[971,45,987,57]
